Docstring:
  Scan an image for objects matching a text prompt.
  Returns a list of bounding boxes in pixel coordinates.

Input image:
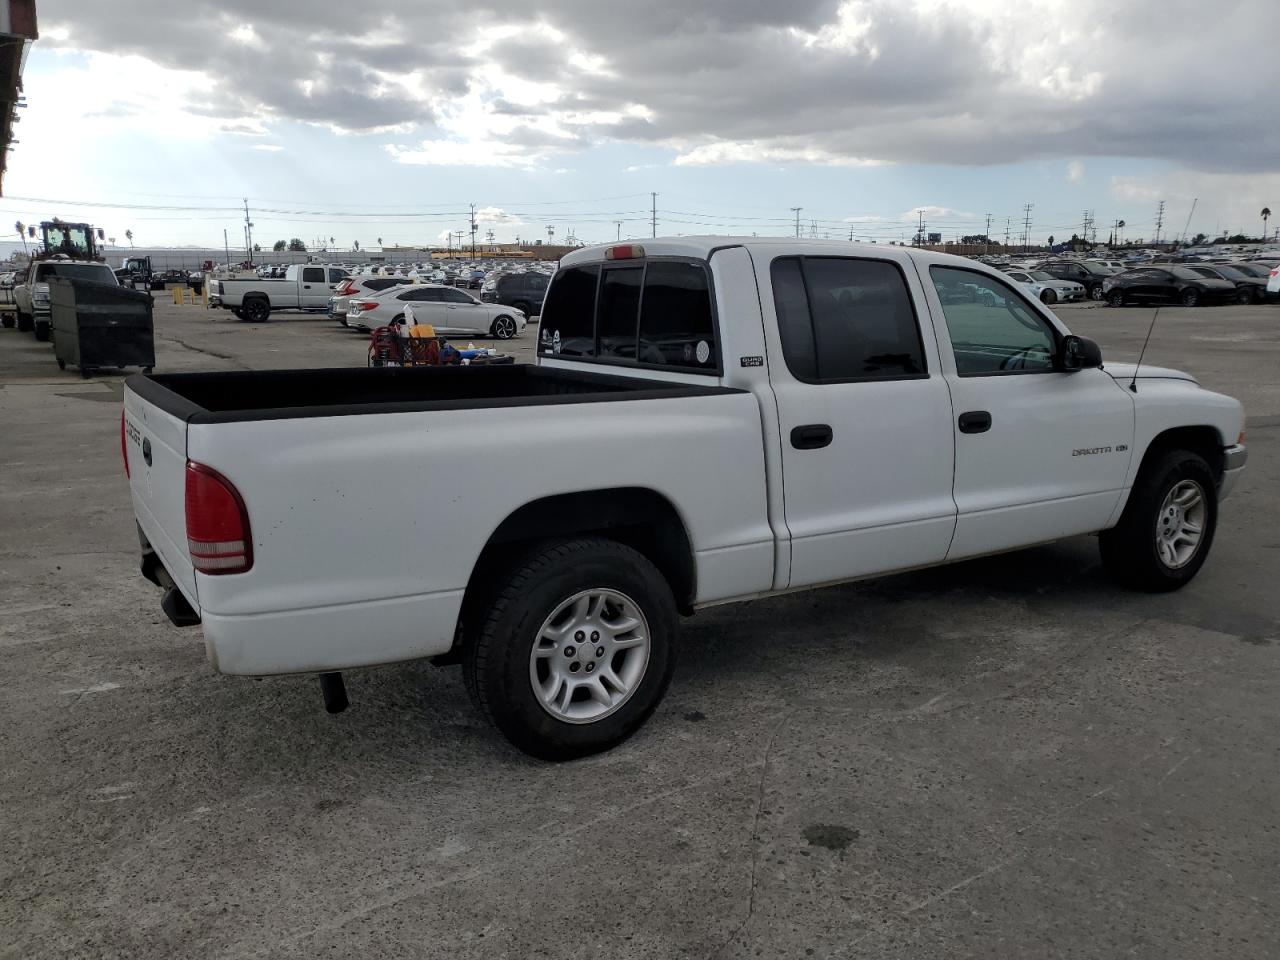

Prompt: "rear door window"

[637,261,716,369]
[302,267,325,283]
[770,257,925,382]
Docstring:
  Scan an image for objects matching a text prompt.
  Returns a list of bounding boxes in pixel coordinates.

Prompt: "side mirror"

[1059,334,1102,371]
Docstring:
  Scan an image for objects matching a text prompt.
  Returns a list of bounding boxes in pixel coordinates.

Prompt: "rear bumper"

[201,589,463,675]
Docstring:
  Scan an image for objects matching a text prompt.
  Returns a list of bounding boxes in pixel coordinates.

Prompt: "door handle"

[790,424,833,450]
[958,410,992,434]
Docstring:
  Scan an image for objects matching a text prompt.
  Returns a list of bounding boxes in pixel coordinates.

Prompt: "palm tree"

[125,229,134,249]
[329,236,335,248]
[353,240,360,252]
[376,236,383,247]
[1262,207,1271,243]
[1116,219,1126,246]
[14,220,26,255]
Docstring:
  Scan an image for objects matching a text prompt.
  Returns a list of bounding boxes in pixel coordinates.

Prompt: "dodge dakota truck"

[209,264,350,322]
[122,238,1247,759]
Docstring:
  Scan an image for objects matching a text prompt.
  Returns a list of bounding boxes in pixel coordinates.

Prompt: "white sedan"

[346,283,528,338]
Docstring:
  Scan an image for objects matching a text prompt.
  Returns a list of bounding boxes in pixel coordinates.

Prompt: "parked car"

[1186,265,1268,304]
[14,258,118,341]
[1102,266,1237,307]
[346,283,526,338]
[328,275,412,325]
[209,264,350,322]
[123,238,1247,759]
[1037,260,1117,299]
[481,271,550,317]
[1267,264,1280,302]
[1004,270,1086,304]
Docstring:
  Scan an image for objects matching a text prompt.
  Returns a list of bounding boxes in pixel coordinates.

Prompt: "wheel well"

[454,488,696,653]
[1140,426,1226,480]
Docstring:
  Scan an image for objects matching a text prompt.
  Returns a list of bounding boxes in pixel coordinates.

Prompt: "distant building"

[0,0,38,195]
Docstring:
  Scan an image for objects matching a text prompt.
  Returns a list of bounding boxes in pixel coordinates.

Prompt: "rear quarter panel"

[187,392,774,667]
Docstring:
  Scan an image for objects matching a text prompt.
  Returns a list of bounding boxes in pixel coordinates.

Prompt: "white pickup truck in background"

[122,238,1247,759]
[208,263,349,323]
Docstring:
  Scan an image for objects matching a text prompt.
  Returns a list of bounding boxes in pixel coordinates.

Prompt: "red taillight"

[352,300,380,312]
[604,244,645,260]
[185,462,252,575]
[337,279,358,295]
[120,410,130,478]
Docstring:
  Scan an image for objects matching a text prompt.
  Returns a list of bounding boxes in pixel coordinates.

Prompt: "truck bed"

[126,364,739,423]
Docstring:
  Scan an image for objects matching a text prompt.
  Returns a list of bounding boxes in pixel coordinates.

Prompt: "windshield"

[36,263,117,283]
[1028,271,1054,281]
[1215,266,1247,280]
[1172,267,1206,280]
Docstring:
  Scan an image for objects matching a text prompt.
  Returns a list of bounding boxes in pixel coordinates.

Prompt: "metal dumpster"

[49,277,155,377]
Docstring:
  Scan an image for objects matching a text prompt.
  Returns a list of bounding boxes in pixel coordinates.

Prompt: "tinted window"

[930,267,1057,376]
[440,288,475,303]
[38,263,117,283]
[328,269,346,283]
[772,257,924,382]
[302,267,325,283]
[597,267,643,361]
[366,277,405,291]
[399,287,440,302]
[637,260,716,369]
[539,265,599,357]
[1172,267,1204,280]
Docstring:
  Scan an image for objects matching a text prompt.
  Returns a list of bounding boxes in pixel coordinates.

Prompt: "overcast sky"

[2,0,1277,252]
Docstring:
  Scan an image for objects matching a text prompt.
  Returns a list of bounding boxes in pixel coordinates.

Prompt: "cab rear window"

[539,258,718,372]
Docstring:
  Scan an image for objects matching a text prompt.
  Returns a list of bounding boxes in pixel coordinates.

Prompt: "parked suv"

[481,271,549,317]
[1037,260,1116,300]
[14,258,119,341]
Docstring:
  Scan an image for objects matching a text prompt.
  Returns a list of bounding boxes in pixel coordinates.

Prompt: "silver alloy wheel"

[528,588,650,724]
[493,315,516,339]
[1155,479,1206,569]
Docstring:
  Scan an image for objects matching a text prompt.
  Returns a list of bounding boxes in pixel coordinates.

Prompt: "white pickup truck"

[122,238,1247,759]
[208,264,349,323]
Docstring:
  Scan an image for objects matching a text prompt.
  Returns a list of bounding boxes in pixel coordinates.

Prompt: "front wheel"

[1181,289,1199,308]
[1099,449,1217,592]
[33,319,50,342]
[463,538,679,760]
[490,315,517,339]
[1236,288,1253,305]
[1089,283,1105,300]
[1040,288,1058,305]
[1108,290,1126,308]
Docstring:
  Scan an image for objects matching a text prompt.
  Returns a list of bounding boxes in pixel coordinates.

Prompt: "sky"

[2,0,1278,255]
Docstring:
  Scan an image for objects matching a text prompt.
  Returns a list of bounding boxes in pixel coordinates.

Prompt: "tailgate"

[124,385,198,608]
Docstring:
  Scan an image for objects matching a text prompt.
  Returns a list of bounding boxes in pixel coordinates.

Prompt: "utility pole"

[615,221,622,242]
[984,212,993,252]
[243,198,254,265]
[469,203,477,258]
[848,226,854,242]
[915,208,925,247]
[1154,200,1166,247]
[791,207,802,238]
[223,228,230,268]
[651,192,657,238]
[1021,203,1034,251]
[1004,218,1011,250]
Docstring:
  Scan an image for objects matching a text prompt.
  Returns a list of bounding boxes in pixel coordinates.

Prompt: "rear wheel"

[463,538,679,760]
[1236,287,1253,304]
[512,299,533,317]
[491,315,517,339]
[1040,288,1058,305]
[241,298,270,323]
[1,313,13,329]
[33,319,50,342]
[1181,288,1199,308]
[16,310,32,332]
[1100,449,1217,592]
[1108,290,1126,308]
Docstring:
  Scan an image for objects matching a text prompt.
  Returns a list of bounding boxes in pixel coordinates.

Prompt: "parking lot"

[2,298,1277,958]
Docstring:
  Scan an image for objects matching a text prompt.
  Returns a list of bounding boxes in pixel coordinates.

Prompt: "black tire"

[33,319,50,342]
[241,298,270,323]
[1236,288,1253,305]
[1,314,13,329]
[463,537,679,760]
[1039,288,1058,305]
[1108,290,1126,308]
[1181,288,1199,308]
[16,310,32,332]
[490,315,517,339]
[56,358,66,370]
[1089,283,1105,300]
[1099,449,1218,592]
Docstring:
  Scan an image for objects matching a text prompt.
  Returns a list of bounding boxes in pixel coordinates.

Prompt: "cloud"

[901,205,973,220]
[34,0,1280,173]
[1067,160,1085,182]
[252,144,283,152]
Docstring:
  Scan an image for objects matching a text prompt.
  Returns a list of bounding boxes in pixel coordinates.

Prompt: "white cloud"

[901,205,973,220]
[252,143,283,152]
[1067,160,1085,182]
[675,141,882,167]
[384,139,534,168]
